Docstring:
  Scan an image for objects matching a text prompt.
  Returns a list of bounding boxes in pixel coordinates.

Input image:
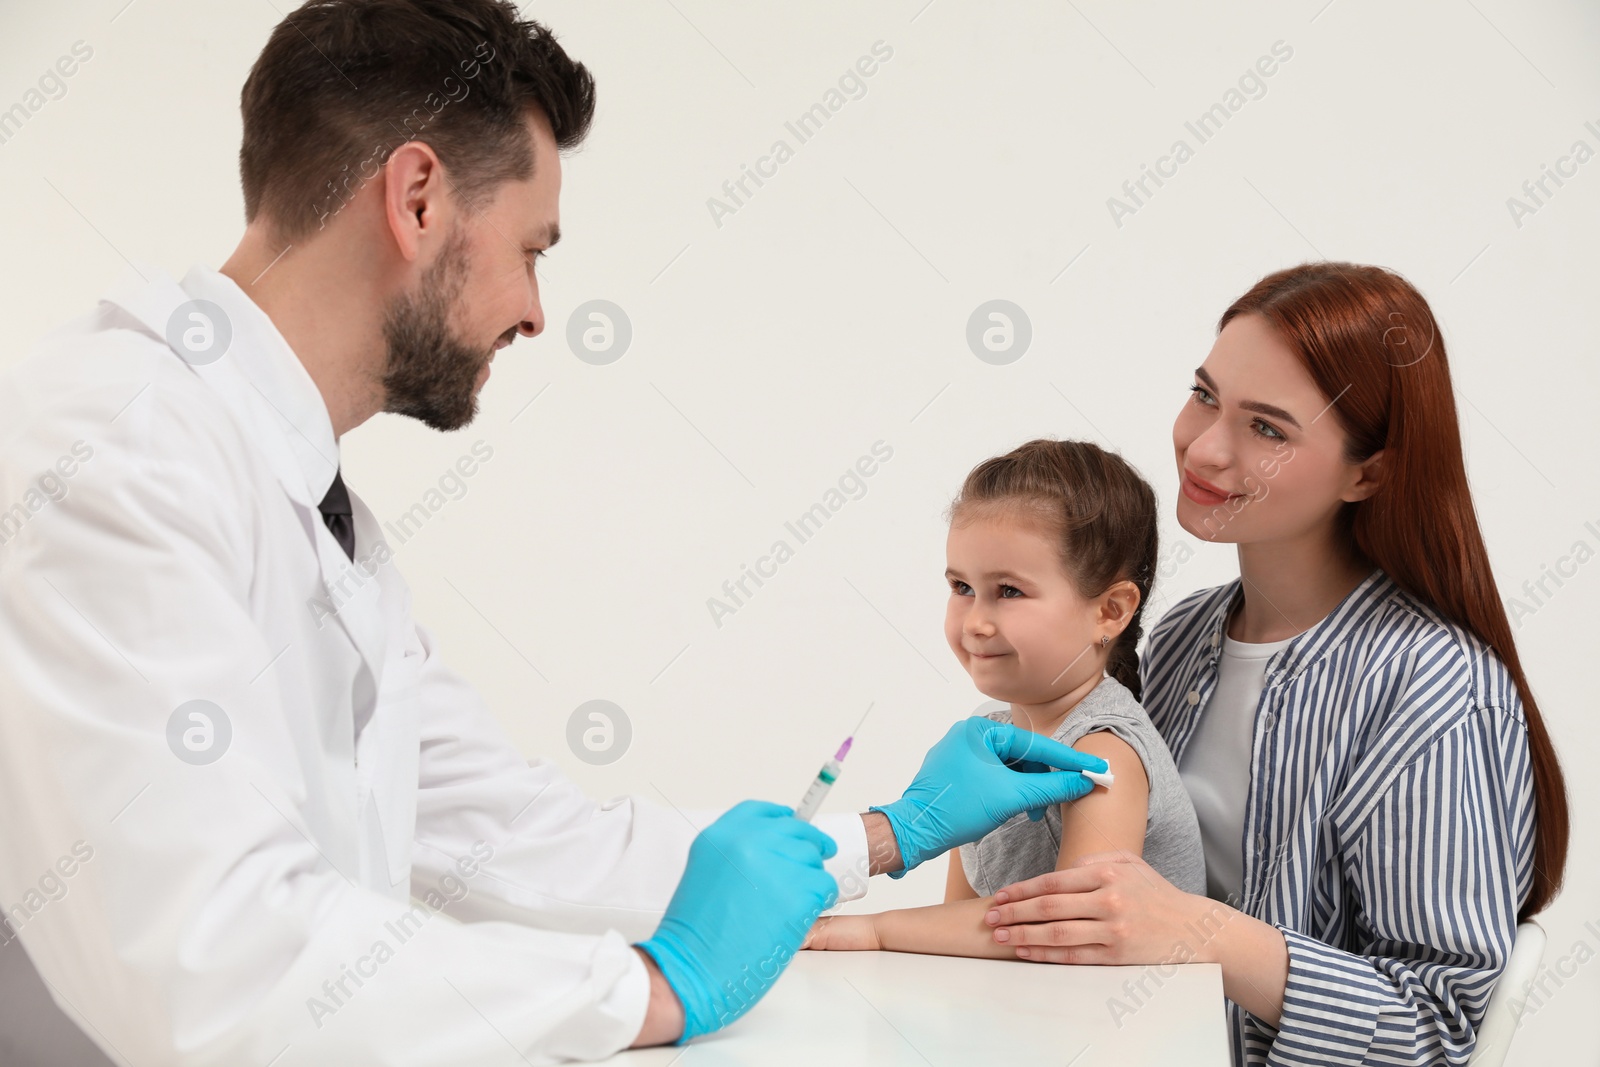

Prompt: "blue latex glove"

[637,800,839,1042]
[870,716,1110,877]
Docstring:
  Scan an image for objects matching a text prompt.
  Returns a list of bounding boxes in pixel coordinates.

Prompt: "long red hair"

[1220,262,1568,920]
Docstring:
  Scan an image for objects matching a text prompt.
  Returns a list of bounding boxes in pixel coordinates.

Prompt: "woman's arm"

[1262,711,1527,1063]
[986,708,1530,1065]
[977,732,1287,1024]
[980,855,1288,1020]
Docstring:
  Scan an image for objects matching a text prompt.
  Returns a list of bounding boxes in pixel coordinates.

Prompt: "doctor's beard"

[380,227,487,432]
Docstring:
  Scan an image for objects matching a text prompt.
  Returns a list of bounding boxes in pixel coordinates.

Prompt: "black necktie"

[318,468,355,562]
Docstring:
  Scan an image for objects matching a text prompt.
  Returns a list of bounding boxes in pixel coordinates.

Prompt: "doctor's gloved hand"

[870,716,1109,877]
[636,800,839,1042]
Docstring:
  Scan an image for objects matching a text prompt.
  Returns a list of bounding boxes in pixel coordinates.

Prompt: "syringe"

[793,737,852,822]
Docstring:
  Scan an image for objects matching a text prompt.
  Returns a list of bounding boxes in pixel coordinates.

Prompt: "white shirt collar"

[177,262,342,506]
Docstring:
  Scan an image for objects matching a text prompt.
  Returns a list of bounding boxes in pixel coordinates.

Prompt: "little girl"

[806,438,1205,957]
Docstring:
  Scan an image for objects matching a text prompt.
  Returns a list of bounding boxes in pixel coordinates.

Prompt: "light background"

[2,0,1597,1061]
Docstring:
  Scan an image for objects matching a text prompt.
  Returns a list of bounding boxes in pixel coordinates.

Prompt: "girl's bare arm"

[1054,731,1148,868]
[807,732,1150,958]
[805,850,1002,955]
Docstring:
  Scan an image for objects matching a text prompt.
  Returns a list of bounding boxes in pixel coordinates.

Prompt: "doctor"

[0,2,1107,1063]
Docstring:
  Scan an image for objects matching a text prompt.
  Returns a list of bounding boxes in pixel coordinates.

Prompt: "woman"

[981,262,1568,1066]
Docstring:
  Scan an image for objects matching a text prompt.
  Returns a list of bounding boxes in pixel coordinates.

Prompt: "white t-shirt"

[1178,630,1295,906]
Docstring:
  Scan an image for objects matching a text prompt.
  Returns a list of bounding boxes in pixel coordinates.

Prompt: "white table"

[600,950,1230,1065]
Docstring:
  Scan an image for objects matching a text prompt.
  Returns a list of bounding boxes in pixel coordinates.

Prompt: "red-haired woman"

[982,262,1568,1066]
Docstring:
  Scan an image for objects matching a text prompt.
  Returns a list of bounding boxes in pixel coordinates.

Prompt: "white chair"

[1468,920,1546,1067]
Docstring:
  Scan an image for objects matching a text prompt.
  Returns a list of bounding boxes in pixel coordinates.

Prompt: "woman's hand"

[985,850,1230,965]
[983,850,1287,1024]
[801,914,882,952]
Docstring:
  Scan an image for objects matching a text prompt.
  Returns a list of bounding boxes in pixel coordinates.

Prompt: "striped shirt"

[1141,568,1536,1066]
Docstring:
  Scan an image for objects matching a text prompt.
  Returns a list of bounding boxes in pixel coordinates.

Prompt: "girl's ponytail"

[1106,609,1146,702]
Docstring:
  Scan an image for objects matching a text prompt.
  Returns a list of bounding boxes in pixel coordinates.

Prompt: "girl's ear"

[1098,579,1141,639]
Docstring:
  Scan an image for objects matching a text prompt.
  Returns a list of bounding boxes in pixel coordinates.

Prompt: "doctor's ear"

[1096,579,1141,641]
[381,141,448,264]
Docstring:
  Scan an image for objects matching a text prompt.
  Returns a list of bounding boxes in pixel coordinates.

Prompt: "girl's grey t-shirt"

[958,674,1207,897]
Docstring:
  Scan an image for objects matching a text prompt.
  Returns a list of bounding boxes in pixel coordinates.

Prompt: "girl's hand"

[983,850,1233,964]
[801,914,882,952]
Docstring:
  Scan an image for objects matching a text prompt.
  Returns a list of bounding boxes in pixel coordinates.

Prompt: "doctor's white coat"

[0,264,871,1065]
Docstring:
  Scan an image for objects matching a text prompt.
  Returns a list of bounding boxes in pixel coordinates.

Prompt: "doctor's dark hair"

[946,439,1159,701]
[1220,261,1568,919]
[238,0,595,241]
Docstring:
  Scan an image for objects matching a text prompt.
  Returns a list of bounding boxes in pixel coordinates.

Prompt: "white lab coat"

[0,264,871,1066]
